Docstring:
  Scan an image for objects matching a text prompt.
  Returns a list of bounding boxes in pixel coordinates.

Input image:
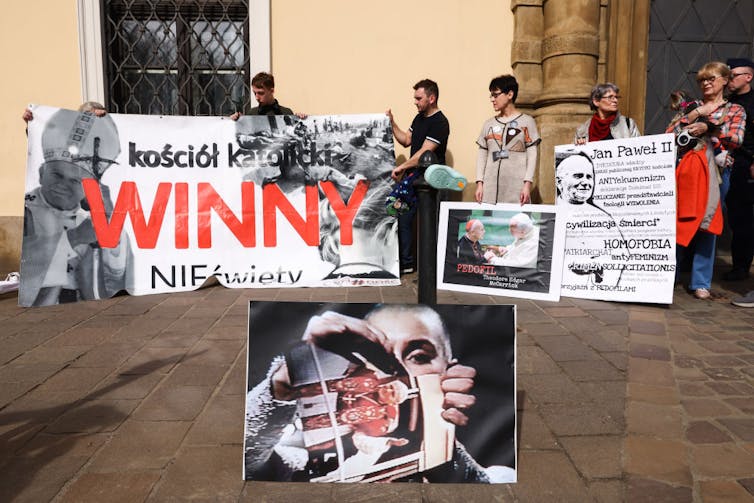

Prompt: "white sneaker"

[0,272,20,294]
[731,290,754,308]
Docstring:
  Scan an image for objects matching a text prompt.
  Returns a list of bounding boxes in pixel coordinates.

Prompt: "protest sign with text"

[20,106,399,306]
[555,134,677,304]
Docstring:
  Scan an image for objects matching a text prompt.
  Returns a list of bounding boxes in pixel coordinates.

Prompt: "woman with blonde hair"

[666,61,746,299]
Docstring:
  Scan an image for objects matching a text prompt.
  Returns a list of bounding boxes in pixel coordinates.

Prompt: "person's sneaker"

[400,264,416,275]
[0,272,20,294]
[694,288,711,300]
[723,268,750,281]
[731,290,754,307]
[424,164,467,191]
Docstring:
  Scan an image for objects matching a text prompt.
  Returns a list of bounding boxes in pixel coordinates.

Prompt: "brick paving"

[0,264,752,502]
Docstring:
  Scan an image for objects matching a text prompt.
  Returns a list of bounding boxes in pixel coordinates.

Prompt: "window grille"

[102,0,251,116]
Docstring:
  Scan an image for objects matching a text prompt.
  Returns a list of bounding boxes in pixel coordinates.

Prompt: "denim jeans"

[676,231,717,290]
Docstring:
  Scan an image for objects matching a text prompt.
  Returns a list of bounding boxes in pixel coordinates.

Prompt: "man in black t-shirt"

[724,58,754,281]
[387,79,450,273]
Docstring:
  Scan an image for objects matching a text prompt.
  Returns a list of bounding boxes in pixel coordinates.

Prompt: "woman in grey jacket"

[574,83,641,144]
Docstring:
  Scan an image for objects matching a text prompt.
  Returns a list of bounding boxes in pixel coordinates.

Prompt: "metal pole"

[414,176,438,305]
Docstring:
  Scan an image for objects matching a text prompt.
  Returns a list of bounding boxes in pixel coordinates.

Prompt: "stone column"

[534,0,601,203]
[511,0,544,111]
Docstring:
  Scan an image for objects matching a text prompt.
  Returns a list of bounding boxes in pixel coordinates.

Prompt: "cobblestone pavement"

[0,262,752,502]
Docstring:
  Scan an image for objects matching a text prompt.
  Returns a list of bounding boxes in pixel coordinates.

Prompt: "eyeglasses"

[490,91,503,99]
[600,94,620,101]
[697,75,722,84]
[730,72,752,78]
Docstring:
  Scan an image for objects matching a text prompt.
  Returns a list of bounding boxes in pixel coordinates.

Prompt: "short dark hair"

[414,79,439,100]
[489,75,518,103]
[251,72,275,89]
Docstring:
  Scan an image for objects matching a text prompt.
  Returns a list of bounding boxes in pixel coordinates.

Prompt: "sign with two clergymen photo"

[243,302,517,484]
[437,202,565,301]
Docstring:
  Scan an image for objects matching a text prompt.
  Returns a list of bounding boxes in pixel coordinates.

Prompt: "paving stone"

[163,363,229,387]
[34,366,112,393]
[624,436,692,486]
[46,399,139,434]
[510,450,591,502]
[531,335,602,362]
[681,398,735,418]
[117,347,185,375]
[148,445,244,501]
[60,471,161,503]
[740,478,754,497]
[517,374,585,404]
[674,355,704,368]
[559,360,624,382]
[577,329,627,353]
[678,381,714,397]
[600,351,628,371]
[540,403,622,436]
[91,372,164,400]
[131,384,213,421]
[0,362,66,385]
[588,480,623,503]
[89,420,190,471]
[12,345,90,365]
[69,342,145,369]
[686,421,733,443]
[702,367,746,380]
[701,354,748,366]
[559,435,622,479]
[718,418,754,442]
[0,433,107,503]
[518,409,558,450]
[628,383,680,405]
[725,397,754,413]
[699,479,754,503]
[692,444,754,478]
[629,319,666,335]
[629,342,671,361]
[706,381,754,396]
[627,401,682,438]
[698,341,747,354]
[185,395,243,445]
[627,357,674,386]
[625,477,692,502]
[421,483,513,503]
[541,306,586,318]
[517,346,560,374]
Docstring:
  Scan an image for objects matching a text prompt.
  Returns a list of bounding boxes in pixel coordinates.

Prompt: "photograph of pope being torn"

[244,302,516,483]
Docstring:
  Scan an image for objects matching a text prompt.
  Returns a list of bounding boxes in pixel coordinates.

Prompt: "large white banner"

[555,134,677,304]
[20,106,399,306]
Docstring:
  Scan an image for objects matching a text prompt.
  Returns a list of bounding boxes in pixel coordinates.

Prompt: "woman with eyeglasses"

[666,61,746,300]
[474,74,541,205]
[574,83,641,144]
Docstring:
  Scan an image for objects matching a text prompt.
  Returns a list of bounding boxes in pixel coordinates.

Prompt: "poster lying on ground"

[244,302,517,484]
[437,202,565,301]
[555,134,677,303]
[20,106,399,306]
